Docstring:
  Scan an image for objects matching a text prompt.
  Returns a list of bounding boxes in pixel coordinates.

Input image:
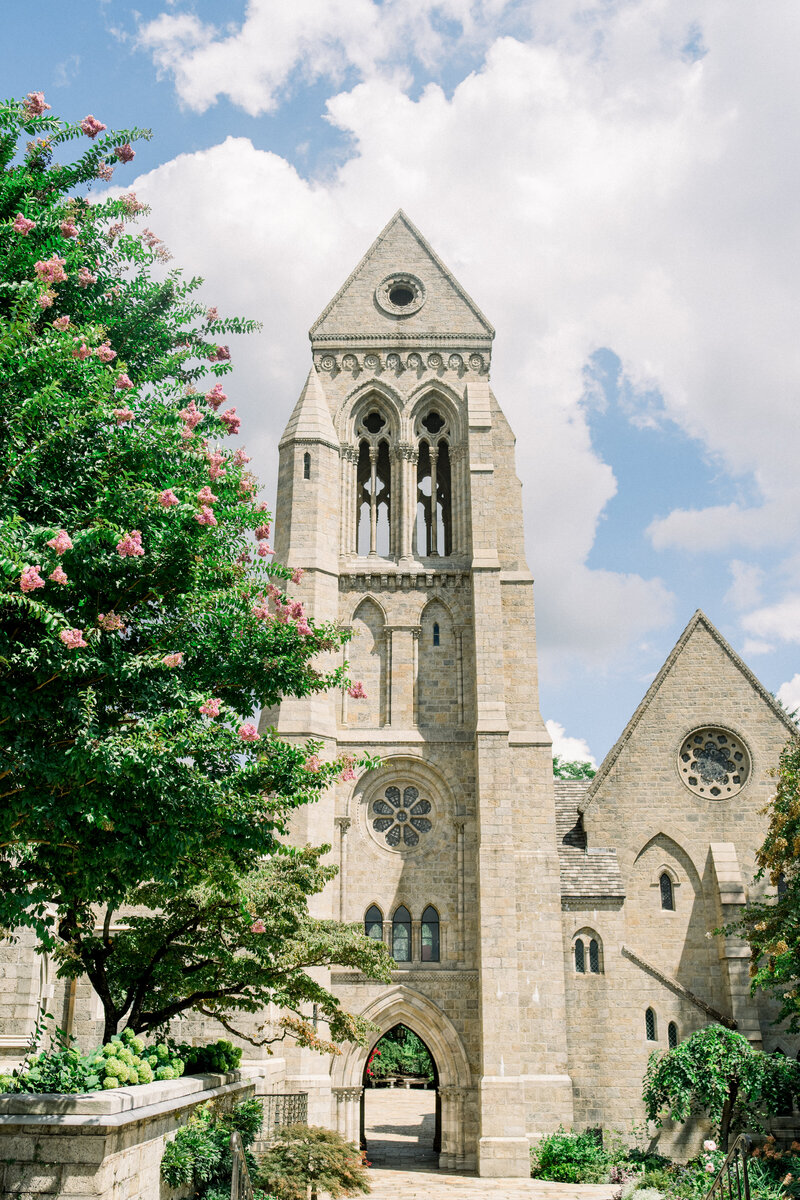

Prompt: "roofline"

[308,209,496,341]
[580,608,800,814]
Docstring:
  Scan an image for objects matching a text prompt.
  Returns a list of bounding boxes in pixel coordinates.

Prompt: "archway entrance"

[360,1024,440,1168]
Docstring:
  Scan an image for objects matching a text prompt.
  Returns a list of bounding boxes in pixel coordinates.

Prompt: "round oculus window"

[370,785,433,849]
[375,274,426,317]
[678,728,750,799]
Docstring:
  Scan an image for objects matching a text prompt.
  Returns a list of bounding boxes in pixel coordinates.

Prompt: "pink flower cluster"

[254,524,271,541]
[60,628,87,649]
[348,681,367,699]
[80,114,106,139]
[20,565,44,593]
[256,542,273,558]
[291,567,304,584]
[220,408,240,436]
[121,193,146,215]
[207,450,226,481]
[77,267,97,288]
[114,143,135,163]
[73,342,90,361]
[35,256,67,283]
[106,222,124,243]
[96,163,114,182]
[12,213,35,235]
[304,754,321,773]
[49,566,68,585]
[52,315,70,331]
[197,486,218,505]
[114,374,133,391]
[162,652,183,667]
[195,505,217,527]
[338,753,356,783]
[238,723,260,742]
[208,345,230,362]
[158,489,179,508]
[25,92,50,117]
[60,219,79,239]
[179,398,202,435]
[205,307,218,323]
[47,530,73,555]
[205,383,226,410]
[250,918,266,934]
[96,341,116,362]
[233,448,251,465]
[116,529,144,558]
[200,697,222,717]
[98,611,125,632]
[113,407,134,424]
[38,292,54,309]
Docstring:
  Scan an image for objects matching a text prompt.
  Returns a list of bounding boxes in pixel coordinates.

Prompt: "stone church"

[1,212,797,1178]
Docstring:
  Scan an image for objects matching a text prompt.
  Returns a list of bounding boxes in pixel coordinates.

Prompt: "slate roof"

[554,779,625,900]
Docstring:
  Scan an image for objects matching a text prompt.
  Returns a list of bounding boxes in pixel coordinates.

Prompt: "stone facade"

[2,211,798,1179]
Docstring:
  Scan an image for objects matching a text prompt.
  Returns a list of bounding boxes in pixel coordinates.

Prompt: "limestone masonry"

[3,212,797,1178]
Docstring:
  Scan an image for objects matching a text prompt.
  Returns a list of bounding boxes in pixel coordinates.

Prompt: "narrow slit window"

[589,938,600,974]
[303,451,311,479]
[574,939,585,973]
[660,873,675,911]
[392,905,412,962]
[421,906,440,962]
[645,1007,657,1041]
[365,905,383,941]
[433,622,440,647]
[668,1021,678,1049]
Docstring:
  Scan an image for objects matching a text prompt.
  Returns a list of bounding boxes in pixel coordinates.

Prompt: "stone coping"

[0,1068,263,1130]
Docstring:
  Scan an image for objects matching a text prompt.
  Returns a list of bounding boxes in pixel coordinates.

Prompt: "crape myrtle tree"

[0,93,391,1046]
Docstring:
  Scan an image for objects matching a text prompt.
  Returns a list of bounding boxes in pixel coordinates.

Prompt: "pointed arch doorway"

[360,1024,440,1167]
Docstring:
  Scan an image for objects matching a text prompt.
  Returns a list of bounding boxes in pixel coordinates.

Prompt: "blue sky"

[8,0,800,763]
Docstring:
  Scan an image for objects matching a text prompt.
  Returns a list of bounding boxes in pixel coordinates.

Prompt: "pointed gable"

[581,609,798,815]
[310,210,494,347]
[279,367,338,450]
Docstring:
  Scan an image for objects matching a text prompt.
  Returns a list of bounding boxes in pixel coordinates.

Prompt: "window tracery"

[645,1007,657,1041]
[365,905,383,940]
[392,905,412,961]
[371,785,433,848]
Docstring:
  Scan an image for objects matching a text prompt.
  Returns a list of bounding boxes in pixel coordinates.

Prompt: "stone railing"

[0,1068,263,1200]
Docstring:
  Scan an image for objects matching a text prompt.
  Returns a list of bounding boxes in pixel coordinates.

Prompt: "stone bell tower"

[269,212,573,1177]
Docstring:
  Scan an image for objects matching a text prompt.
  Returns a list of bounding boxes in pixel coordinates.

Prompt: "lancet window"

[415,410,452,557]
[356,409,392,556]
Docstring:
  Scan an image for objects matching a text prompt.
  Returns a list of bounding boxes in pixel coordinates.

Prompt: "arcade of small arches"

[365,903,441,962]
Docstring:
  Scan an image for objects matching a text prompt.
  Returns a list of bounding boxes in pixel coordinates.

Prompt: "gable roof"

[554,780,625,899]
[580,609,799,814]
[309,210,495,345]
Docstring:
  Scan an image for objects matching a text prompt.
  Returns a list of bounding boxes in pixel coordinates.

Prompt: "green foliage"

[257,1124,370,1200]
[366,1025,433,1080]
[160,1097,263,1196]
[553,755,596,779]
[643,1023,800,1150]
[171,1038,242,1075]
[530,1127,608,1183]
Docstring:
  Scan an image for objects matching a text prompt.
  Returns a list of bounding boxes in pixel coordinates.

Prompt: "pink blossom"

[77,267,97,288]
[255,524,271,541]
[233,448,251,466]
[256,543,273,557]
[80,114,106,139]
[59,219,79,239]
[12,213,35,235]
[288,601,305,621]
[24,92,51,117]
[60,628,87,649]
[114,143,135,163]
[52,315,70,331]
[20,566,45,593]
[250,919,266,934]
[238,551,253,565]
[304,754,321,773]
[49,566,68,584]
[98,611,124,632]
[106,222,124,243]
[162,652,183,667]
[184,384,197,396]
[37,291,54,309]
[239,476,256,496]
[208,344,230,362]
[238,723,260,742]
[179,399,202,430]
[205,307,218,323]
[200,697,222,717]
[348,681,367,699]
[205,383,226,410]
[194,506,218,527]
[158,489,179,508]
[47,529,73,555]
[113,407,134,424]
[340,766,356,782]
[96,341,116,362]
[291,568,304,584]
[220,408,240,435]
[120,193,145,215]
[703,1142,717,1154]
[296,620,312,636]
[704,1163,715,1175]
[35,256,67,284]
[207,451,227,481]
[116,529,144,558]
[114,374,134,391]
[256,501,269,512]
[96,163,114,182]
[72,342,90,361]
[197,486,218,505]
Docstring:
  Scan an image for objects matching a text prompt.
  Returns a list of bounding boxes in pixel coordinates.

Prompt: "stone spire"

[279,366,338,449]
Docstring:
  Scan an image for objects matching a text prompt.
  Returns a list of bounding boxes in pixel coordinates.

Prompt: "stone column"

[429,443,439,556]
[438,1086,466,1170]
[453,819,466,961]
[383,627,393,727]
[340,445,358,558]
[398,443,417,562]
[334,817,351,922]
[333,1087,362,1142]
[368,446,378,556]
[411,919,421,962]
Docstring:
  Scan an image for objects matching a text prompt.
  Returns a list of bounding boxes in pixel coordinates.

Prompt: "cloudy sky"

[9,0,800,764]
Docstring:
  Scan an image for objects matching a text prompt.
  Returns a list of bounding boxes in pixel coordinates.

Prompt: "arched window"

[356,409,391,557]
[416,411,452,557]
[365,905,383,941]
[433,622,440,647]
[574,939,585,973]
[392,905,412,962]
[421,906,440,962]
[645,1008,657,1041]
[660,872,675,911]
[303,451,311,480]
[589,938,600,974]
[668,1021,678,1049]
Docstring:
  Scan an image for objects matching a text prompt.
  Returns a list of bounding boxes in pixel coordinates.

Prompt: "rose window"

[371,786,432,848]
[678,728,750,799]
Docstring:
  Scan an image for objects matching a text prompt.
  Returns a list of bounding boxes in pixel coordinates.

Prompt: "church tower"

[270,212,573,1177]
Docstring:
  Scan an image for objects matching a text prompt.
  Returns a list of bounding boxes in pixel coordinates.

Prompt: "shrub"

[171,1038,242,1075]
[257,1124,370,1200]
[530,1126,608,1183]
[160,1097,263,1197]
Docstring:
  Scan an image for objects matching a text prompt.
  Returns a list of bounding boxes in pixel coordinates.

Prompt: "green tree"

[642,1023,800,1150]
[258,1124,370,1200]
[553,755,596,780]
[0,94,378,1042]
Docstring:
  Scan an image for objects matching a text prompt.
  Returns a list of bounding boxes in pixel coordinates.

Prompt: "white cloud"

[546,720,597,768]
[740,639,775,658]
[724,561,764,611]
[741,596,800,646]
[127,0,800,674]
[777,675,800,715]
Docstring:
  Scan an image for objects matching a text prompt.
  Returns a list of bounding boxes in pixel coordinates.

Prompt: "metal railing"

[705,1135,751,1200]
[252,1091,308,1153]
[230,1131,254,1200]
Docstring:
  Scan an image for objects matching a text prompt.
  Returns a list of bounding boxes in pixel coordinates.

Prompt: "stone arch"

[337,380,403,443]
[347,597,386,727]
[417,597,459,728]
[406,381,466,444]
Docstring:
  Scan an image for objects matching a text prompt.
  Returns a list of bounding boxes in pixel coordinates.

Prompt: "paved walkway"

[362,1089,616,1199]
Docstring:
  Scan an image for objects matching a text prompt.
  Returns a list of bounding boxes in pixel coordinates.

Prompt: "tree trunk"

[719,1079,739,1152]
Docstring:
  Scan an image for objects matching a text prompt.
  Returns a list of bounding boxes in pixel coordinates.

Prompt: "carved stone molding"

[314,351,490,377]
